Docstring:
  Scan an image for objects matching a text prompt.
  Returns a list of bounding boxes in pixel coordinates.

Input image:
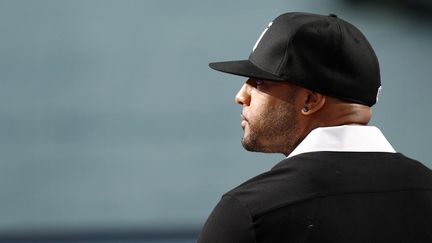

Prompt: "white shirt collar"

[287,125,396,158]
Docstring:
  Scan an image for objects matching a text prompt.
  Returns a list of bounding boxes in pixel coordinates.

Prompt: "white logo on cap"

[252,21,273,52]
[376,86,382,103]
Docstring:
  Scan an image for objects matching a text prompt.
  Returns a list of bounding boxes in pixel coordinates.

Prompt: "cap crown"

[249,12,381,106]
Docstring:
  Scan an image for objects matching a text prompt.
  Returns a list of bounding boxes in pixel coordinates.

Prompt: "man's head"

[209,12,380,155]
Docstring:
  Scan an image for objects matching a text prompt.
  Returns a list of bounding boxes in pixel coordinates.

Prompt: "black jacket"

[198,152,432,243]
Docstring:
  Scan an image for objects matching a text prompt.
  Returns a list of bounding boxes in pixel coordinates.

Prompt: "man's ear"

[301,91,326,115]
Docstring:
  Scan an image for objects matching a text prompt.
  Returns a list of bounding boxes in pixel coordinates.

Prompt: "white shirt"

[287,125,396,158]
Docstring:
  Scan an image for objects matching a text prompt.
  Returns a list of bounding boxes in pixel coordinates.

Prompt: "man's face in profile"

[235,79,302,155]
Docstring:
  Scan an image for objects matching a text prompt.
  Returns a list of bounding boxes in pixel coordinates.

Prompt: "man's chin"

[241,136,290,154]
[241,137,268,153]
[241,136,256,152]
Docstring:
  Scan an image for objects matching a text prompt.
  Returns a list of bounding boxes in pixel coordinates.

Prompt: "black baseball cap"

[209,12,381,107]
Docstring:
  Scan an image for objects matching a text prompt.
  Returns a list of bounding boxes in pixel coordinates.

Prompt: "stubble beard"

[241,103,300,155]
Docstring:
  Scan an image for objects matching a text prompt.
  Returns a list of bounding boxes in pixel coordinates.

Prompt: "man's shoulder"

[225,151,432,217]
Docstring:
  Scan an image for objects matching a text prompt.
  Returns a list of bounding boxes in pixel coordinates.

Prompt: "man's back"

[198,152,432,242]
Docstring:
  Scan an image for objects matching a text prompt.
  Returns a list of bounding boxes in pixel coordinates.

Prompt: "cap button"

[329,13,338,18]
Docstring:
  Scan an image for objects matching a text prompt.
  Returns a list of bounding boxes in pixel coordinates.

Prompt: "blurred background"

[0,0,431,242]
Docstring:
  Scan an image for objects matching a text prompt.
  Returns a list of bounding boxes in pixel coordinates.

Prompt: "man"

[198,12,432,242]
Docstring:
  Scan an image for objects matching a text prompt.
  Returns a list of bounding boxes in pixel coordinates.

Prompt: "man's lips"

[241,114,248,127]
[241,114,248,121]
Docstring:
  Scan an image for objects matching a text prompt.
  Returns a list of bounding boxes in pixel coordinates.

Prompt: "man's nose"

[235,82,251,106]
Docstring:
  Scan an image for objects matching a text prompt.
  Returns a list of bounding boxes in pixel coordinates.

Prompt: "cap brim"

[209,60,285,81]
